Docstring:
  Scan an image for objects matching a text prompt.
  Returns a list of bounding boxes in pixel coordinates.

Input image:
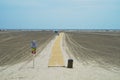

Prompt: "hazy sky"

[0,0,120,29]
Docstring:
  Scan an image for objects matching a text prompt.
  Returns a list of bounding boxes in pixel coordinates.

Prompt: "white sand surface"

[0,34,120,80]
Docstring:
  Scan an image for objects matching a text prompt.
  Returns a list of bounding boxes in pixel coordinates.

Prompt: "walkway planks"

[48,33,65,67]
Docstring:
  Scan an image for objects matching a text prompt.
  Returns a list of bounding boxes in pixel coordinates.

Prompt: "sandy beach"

[0,32,120,80]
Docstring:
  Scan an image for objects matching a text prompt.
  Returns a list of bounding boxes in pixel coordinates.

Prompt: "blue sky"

[0,0,120,29]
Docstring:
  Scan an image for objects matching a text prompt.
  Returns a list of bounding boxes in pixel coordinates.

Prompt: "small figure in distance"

[54,31,59,36]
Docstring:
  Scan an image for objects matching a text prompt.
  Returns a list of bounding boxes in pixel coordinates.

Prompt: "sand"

[0,32,120,80]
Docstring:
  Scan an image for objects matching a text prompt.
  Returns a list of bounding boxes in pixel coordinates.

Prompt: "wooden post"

[33,54,35,68]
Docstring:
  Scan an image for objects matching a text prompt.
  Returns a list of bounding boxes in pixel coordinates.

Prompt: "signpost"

[31,40,37,68]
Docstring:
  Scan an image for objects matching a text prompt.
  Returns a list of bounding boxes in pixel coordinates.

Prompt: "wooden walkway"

[48,33,65,67]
